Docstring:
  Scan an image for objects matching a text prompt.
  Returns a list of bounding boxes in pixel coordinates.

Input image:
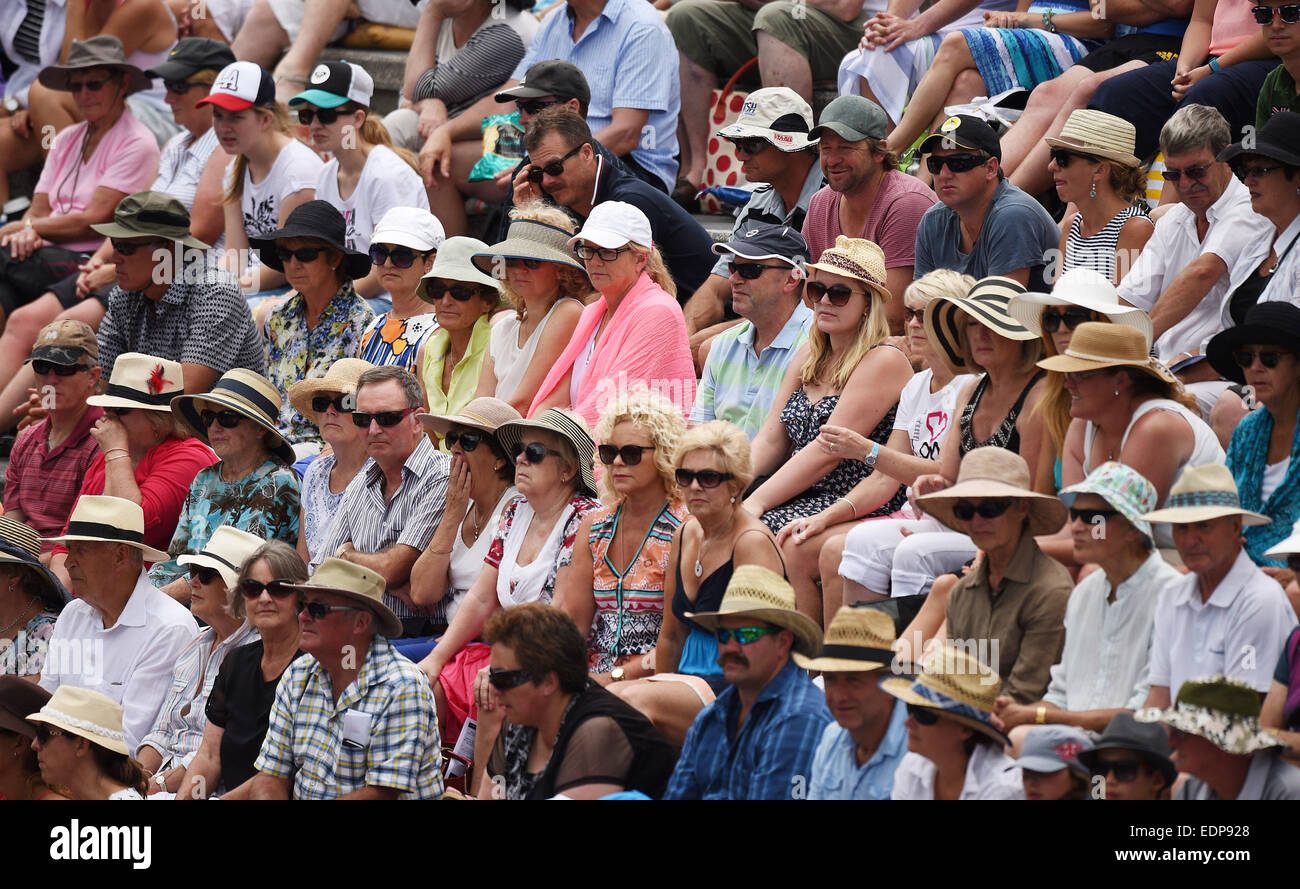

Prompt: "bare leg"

[0,294,69,433]
[0,112,45,207]
[231,0,291,67]
[895,572,957,664]
[1210,389,1248,452]
[1001,66,1091,174]
[271,0,353,104]
[856,75,896,130]
[610,677,710,748]
[756,31,813,100]
[678,53,718,187]
[783,521,858,627]
[27,81,80,150]
[886,32,981,154]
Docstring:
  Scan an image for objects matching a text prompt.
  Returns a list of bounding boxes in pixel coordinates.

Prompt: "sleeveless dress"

[1064,205,1151,284]
[959,371,1044,456]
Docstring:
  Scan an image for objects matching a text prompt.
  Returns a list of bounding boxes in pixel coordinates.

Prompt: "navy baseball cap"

[711,222,808,267]
[920,113,1002,162]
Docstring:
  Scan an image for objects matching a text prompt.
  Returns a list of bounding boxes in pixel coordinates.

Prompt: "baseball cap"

[711,222,807,267]
[715,87,817,152]
[1008,725,1093,779]
[370,206,446,253]
[28,319,99,366]
[290,61,374,110]
[145,37,236,81]
[496,60,591,109]
[567,201,652,250]
[809,95,888,143]
[196,61,275,111]
[920,114,1002,162]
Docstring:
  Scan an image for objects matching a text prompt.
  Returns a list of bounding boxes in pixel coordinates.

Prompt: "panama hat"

[1076,712,1177,786]
[1058,460,1158,539]
[1206,302,1300,385]
[90,191,209,251]
[1037,322,1176,385]
[38,35,150,94]
[27,686,129,755]
[47,495,170,562]
[86,352,184,412]
[805,235,891,303]
[916,446,1068,535]
[172,369,294,464]
[0,676,51,739]
[418,396,521,439]
[924,276,1037,375]
[495,409,598,497]
[176,525,265,591]
[287,357,375,422]
[282,557,401,637]
[793,605,896,672]
[1140,463,1270,526]
[1043,109,1141,169]
[0,515,70,612]
[1135,675,1285,755]
[1008,268,1153,345]
[250,201,372,279]
[471,217,587,279]
[686,564,822,658]
[880,644,1010,746]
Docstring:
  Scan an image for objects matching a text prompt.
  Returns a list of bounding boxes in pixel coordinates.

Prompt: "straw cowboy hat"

[925,276,1037,375]
[47,495,170,562]
[0,676,51,739]
[880,644,1010,746]
[1037,322,1176,385]
[417,236,503,302]
[38,35,151,95]
[1140,462,1270,526]
[1206,302,1300,385]
[418,396,521,439]
[1007,267,1153,345]
[805,235,891,303]
[282,557,401,637]
[1058,460,1159,540]
[1135,675,1285,756]
[916,446,1068,535]
[27,686,130,755]
[495,408,599,497]
[793,605,896,672]
[1044,108,1142,169]
[471,218,587,278]
[287,357,375,422]
[0,515,71,612]
[172,369,294,465]
[85,353,184,412]
[176,525,266,591]
[686,564,823,658]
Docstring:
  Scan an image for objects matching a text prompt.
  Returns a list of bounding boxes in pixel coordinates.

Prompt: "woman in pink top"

[530,202,696,426]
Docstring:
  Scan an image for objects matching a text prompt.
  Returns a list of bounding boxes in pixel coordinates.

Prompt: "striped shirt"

[13,0,44,63]
[3,406,104,551]
[152,127,221,214]
[311,435,450,619]
[255,638,444,799]
[1064,204,1151,285]
[690,302,812,439]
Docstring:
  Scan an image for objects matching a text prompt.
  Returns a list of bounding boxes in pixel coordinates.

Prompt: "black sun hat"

[250,200,372,279]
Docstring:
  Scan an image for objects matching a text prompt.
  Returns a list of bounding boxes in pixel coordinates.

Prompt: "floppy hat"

[370,207,445,253]
[805,235,891,302]
[1043,109,1141,169]
[472,218,587,278]
[567,201,653,251]
[809,94,887,143]
[1265,516,1300,560]
[287,357,375,421]
[282,557,401,637]
[793,605,895,672]
[1140,462,1270,526]
[686,564,823,658]
[495,408,598,497]
[85,352,184,412]
[1007,267,1153,345]
[290,60,374,109]
[1135,675,1285,755]
[1058,460,1158,540]
[716,87,818,152]
[418,396,521,439]
[27,686,130,755]
[90,190,209,250]
[879,644,1010,746]
[145,37,236,81]
[0,676,51,739]
[1076,711,1177,786]
[47,495,170,562]
[250,200,371,279]
[1206,302,1300,385]
[712,222,807,267]
[28,319,98,366]
[172,369,294,464]
[924,276,1036,375]
[1009,725,1093,779]
[496,60,590,107]
[1219,110,1300,168]
[196,60,275,111]
[176,525,265,591]
[919,113,1002,161]
[417,236,503,302]
[915,446,1068,535]
[1037,322,1176,385]
[38,35,151,94]
[0,515,71,611]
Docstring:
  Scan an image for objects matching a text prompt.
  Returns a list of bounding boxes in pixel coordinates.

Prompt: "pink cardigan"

[528,273,696,426]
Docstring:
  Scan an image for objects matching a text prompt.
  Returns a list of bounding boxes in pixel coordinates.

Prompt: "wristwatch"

[3,97,19,114]
[611,666,626,682]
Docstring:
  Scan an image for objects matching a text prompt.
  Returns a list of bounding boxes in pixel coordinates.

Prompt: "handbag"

[699,57,759,215]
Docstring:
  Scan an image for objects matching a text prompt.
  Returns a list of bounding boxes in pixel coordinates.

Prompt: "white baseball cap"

[715,87,817,152]
[370,207,446,252]
[567,201,652,250]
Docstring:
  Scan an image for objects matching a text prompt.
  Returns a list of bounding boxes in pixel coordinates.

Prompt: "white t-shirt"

[1262,458,1292,503]
[443,487,516,625]
[314,144,429,253]
[890,744,1025,800]
[893,369,976,462]
[230,138,323,266]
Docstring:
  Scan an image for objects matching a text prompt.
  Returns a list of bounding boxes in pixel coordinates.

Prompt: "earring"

[1114,386,1120,396]
[1089,181,1097,199]
[730,496,736,503]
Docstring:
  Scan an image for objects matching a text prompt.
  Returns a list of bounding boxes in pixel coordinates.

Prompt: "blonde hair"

[904,269,975,309]
[802,276,891,390]
[630,242,677,299]
[502,202,596,321]
[222,103,295,204]
[673,421,754,493]
[595,393,686,503]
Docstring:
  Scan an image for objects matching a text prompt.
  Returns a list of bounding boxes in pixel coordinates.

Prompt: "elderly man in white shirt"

[1139,464,1298,711]
[39,496,199,753]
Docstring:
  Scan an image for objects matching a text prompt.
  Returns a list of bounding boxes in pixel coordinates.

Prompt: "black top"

[670,530,786,631]
[206,640,302,791]
[959,370,1044,456]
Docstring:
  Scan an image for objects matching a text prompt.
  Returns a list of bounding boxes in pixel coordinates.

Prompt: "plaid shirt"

[3,406,103,550]
[255,636,443,799]
[664,657,831,800]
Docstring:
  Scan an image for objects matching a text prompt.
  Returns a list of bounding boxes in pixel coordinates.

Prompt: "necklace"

[0,596,38,635]
[694,514,735,578]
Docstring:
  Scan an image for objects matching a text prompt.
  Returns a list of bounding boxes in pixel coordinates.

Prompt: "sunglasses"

[111,238,165,256]
[715,626,779,645]
[164,79,204,94]
[296,107,344,126]
[1252,3,1300,23]
[1232,348,1286,369]
[31,360,90,376]
[517,99,559,116]
[510,441,560,464]
[276,246,324,264]
[430,282,481,302]
[1286,555,1300,573]
[445,429,483,452]
[1069,507,1117,524]
[1063,368,1114,384]
[311,393,353,414]
[1237,163,1283,180]
[1049,148,1099,168]
[729,260,789,280]
[1040,307,1097,333]
[598,444,654,466]
[730,137,771,155]
[951,498,1014,521]
[674,468,733,488]
[32,725,67,744]
[200,409,244,429]
[506,258,544,270]
[488,668,533,691]
[351,407,417,428]
[925,153,986,174]
[239,577,296,598]
[1090,759,1145,783]
[106,406,134,417]
[573,244,631,263]
[1161,164,1211,184]
[368,244,422,268]
[69,78,110,93]
[906,703,940,725]
[298,599,358,619]
[903,306,924,324]
[527,143,584,182]
[188,565,222,585]
[805,280,865,307]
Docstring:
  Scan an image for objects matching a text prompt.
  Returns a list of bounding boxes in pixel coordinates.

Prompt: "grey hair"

[1159,104,1230,159]
[229,539,308,619]
[356,365,424,409]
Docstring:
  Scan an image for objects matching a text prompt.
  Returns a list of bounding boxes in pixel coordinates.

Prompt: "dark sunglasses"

[1069,507,1117,524]
[32,725,67,744]
[111,238,165,256]
[1237,163,1283,180]
[311,393,353,414]
[527,143,584,182]
[488,668,533,691]
[200,409,244,429]
[430,283,480,302]
[164,79,204,94]
[1233,348,1286,369]
[31,360,90,376]
[368,244,422,268]
[510,441,560,464]
[951,498,1014,521]
[351,407,417,428]
[906,703,940,725]
[506,258,544,270]
[1161,164,1210,184]
[276,246,324,264]
[239,577,296,598]
[1252,3,1300,23]
[925,153,986,174]
[517,99,559,116]
[106,406,134,417]
[1049,148,1098,168]
[1090,759,1145,783]
[598,444,654,466]
[573,244,631,263]
[729,260,789,280]
[715,626,779,645]
[298,599,358,619]
[445,429,483,452]
[1040,307,1097,333]
[674,468,733,489]
[805,280,863,307]
[730,137,771,155]
[903,306,924,324]
[296,106,343,126]
[188,565,222,585]
[1286,555,1300,573]
[69,78,110,93]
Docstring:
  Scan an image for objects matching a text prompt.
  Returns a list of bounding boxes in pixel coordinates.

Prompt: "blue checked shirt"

[512,0,680,190]
[255,637,443,799]
[664,658,831,799]
[808,699,908,800]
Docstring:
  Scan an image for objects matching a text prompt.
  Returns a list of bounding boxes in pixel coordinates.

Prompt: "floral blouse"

[1,611,58,676]
[485,493,599,606]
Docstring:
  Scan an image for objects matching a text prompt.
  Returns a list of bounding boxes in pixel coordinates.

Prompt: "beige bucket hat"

[282,557,401,637]
[915,446,1068,535]
[27,686,130,755]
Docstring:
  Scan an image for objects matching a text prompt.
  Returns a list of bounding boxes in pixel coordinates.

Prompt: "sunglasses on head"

[951,498,1014,521]
[715,626,779,645]
[510,441,560,464]
[488,668,533,691]
[1069,507,1117,524]
[276,246,324,264]
[164,79,204,94]
[368,244,422,268]
[573,244,631,263]
[517,99,559,116]
[1040,307,1097,333]
[69,78,110,93]
[1161,164,1211,184]
[527,143,584,182]
[925,153,986,174]
[1236,163,1283,181]
[1252,3,1300,23]
[188,565,222,585]
[351,407,416,428]
[311,393,353,414]
[729,260,789,280]
[445,429,483,452]
[730,137,771,156]
[239,577,296,598]
[906,703,941,725]
[674,468,733,489]
[200,409,244,429]
[598,444,654,466]
[1049,148,1098,169]
[111,238,165,256]
[430,282,480,302]
[296,106,344,126]
[31,360,90,376]
[298,599,358,619]
[805,280,863,307]
[1233,348,1286,369]
[1091,759,1145,783]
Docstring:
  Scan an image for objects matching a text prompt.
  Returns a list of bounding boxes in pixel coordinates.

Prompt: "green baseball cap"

[809,95,888,142]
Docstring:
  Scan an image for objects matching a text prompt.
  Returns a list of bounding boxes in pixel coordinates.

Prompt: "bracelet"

[1041,9,1057,32]
[22,218,33,230]
[1036,705,1047,725]
[1207,57,1221,73]
[104,447,128,457]
[106,453,130,462]
[428,548,453,556]
[837,496,857,520]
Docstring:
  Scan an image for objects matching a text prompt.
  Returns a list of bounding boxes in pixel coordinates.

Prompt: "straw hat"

[924,276,1037,375]
[0,676,51,739]
[418,396,521,439]
[1007,268,1153,345]
[287,357,375,422]
[1058,460,1158,540]
[1140,462,1270,526]
[0,515,70,612]
[495,409,598,497]
[38,35,151,94]
[793,605,896,672]
[47,495,170,561]
[86,352,184,412]
[417,236,503,302]
[1135,675,1285,755]
[27,686,129,755]
[1037,322,1176,385]
[176,525,266,591]
[879,644,1009,745]
[805,235,891,303]
[1043,109,1141,169]
[471,217,587,278]
[282,557,401,637]
[686,564,822,657]
[915,446,1068,535]
[171,369,294,465]
[1205,302,1300,385]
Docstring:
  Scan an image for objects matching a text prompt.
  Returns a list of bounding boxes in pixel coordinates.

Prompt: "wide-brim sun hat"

[916,446,1068,535]
[686,564,823,658]
[416,236,503,302]
[417,396,521,439]
[879,644,1010,746]
[1140,462,1270,526]
[1058,460,1158,540]
[1037,321,1176,385]
[924,276,1037,375]
[89,190,209,251]
[27,686,129,755]
[250,200,371,279]
[85,352,184,412]
[38,35,151,94]
[282,557,402,637]
[0,676,51,739]
[495,409,598,497]
[1007,267,1153,345]
[1043,108,1141,169]
[1219,110,1300,168]
[1265,516,1300,561]
[1135,675,1285,755]
[1075,711,1177,786]
[471,218,587,278]
[0,515,71,612]
[804,235,891,303]
[176,525,266,591]
[793,604,896,672]
[1206,302,1300,385]
[287,357,375,422]
[47,495,170,562]
[171,368,294,465]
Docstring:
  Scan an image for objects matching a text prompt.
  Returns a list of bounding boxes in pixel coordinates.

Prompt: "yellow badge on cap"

[940,116,962,133]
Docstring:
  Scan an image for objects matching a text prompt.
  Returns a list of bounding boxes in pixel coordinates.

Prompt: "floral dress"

[1,611,58,676]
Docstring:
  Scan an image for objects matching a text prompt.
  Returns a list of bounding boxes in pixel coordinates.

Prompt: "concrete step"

[318,46,407,115]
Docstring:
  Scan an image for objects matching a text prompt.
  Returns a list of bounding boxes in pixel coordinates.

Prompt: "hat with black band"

[794,605,897,672]
[177,525,265,590]
[171,369,295,465]
[47,495,170,562]
[91,191,209,250]
[86,353,184,412]
[145,37,237,81]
